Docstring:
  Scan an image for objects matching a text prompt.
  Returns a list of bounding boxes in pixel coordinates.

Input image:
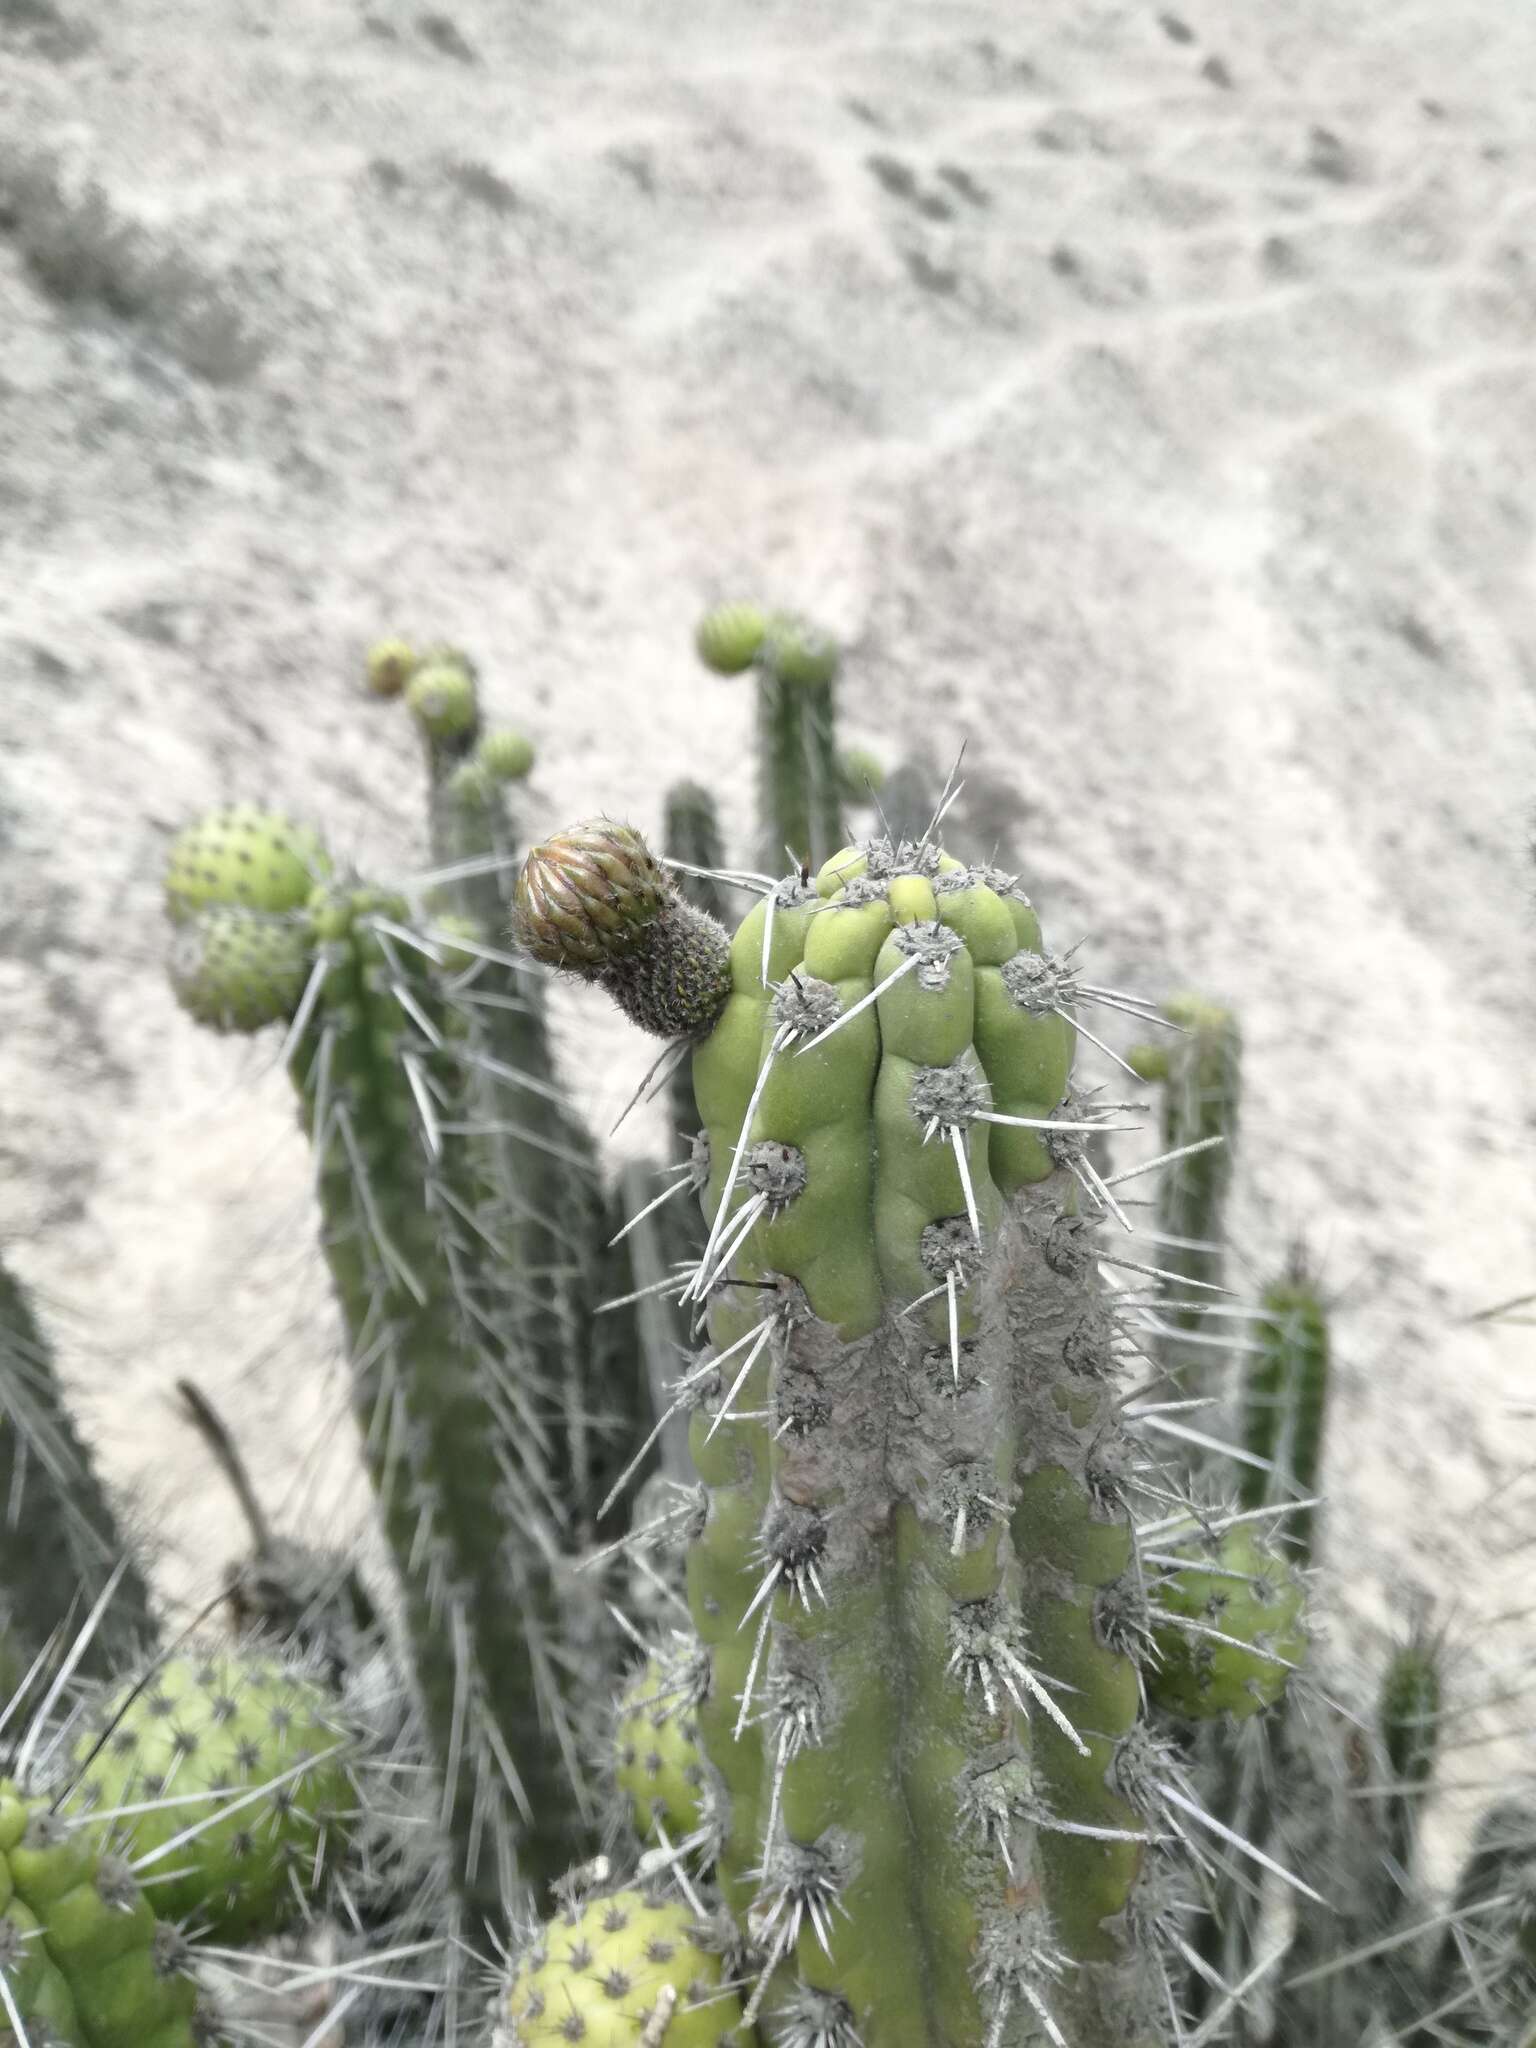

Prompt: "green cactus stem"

[529,819,1206,2048]
[0,1780,215,2048]
[292,878,591,1921]
[1126,993,1239,1388]
[407,667,638,1546]
[1377,1620,1443,1890]
[692,608,844,875]
[0,1258,154,1683]
[1240,1251,1331,1565]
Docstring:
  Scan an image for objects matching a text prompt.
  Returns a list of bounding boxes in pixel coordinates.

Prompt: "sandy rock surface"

[2,0,1534,1880]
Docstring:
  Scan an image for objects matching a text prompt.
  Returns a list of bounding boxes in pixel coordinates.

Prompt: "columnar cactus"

[1241,1251,1331,1564]
[516,818,1243,2047]
[1127,994,1240,1389]
[164,801,612,1929]
[0,1258,154,1683]
[694,606,844,875]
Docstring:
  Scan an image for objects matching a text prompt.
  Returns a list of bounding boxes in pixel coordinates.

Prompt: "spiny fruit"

[365,638,419,699]
[164,805,331,925]
[405,655,478,741]
[65,1649,354,1941]
[498,1887,744,2047]
[1147,1524,1306,1720]
[761,613,838,690]
[479,729,536,782]
[167,908,311,1033]
[0,1779,211,2048]
[694,603,769,677]
[614,1655,708,1848]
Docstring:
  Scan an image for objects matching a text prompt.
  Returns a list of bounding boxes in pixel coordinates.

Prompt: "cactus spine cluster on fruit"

[518,815,1225,2047]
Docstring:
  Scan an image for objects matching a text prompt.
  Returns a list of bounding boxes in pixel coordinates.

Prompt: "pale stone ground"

[2,0,1534,1900]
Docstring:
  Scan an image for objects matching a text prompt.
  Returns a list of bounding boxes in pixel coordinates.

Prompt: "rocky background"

[2,0,1533,1881]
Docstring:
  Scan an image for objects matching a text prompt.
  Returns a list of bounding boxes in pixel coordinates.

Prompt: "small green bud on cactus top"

[694,602,769,676]
[614,1654,708,1848]
[365,638,418,698]
[514,820,733,1039]
[499,1887,743,2047]
[164,804,331,924]
[66,1648,355,1941]
[168,907,311,1033]
[478,728,536,782]
[406,656,478,740]
[838,745,885,803]
[761,611,839,689]
[1148,1525,1307,1721]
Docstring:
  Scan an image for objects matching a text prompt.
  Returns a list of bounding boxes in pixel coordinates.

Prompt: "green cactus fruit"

[478,729,536,782]
[614,1654,708,1848]
[514,821,732,1040]
[695,603,770,677]
[1148,1526,1306,1721]
[406,657,478,741]
[0,1779,210,2048]
[499,1888,743,2047]
[445,760,498,810]
[164,805,331,925]
[65,1649,353,1941]
[168,907,312,1033]
[365,638,418,699]
[761,614,839,690]
[838,747,885,804]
